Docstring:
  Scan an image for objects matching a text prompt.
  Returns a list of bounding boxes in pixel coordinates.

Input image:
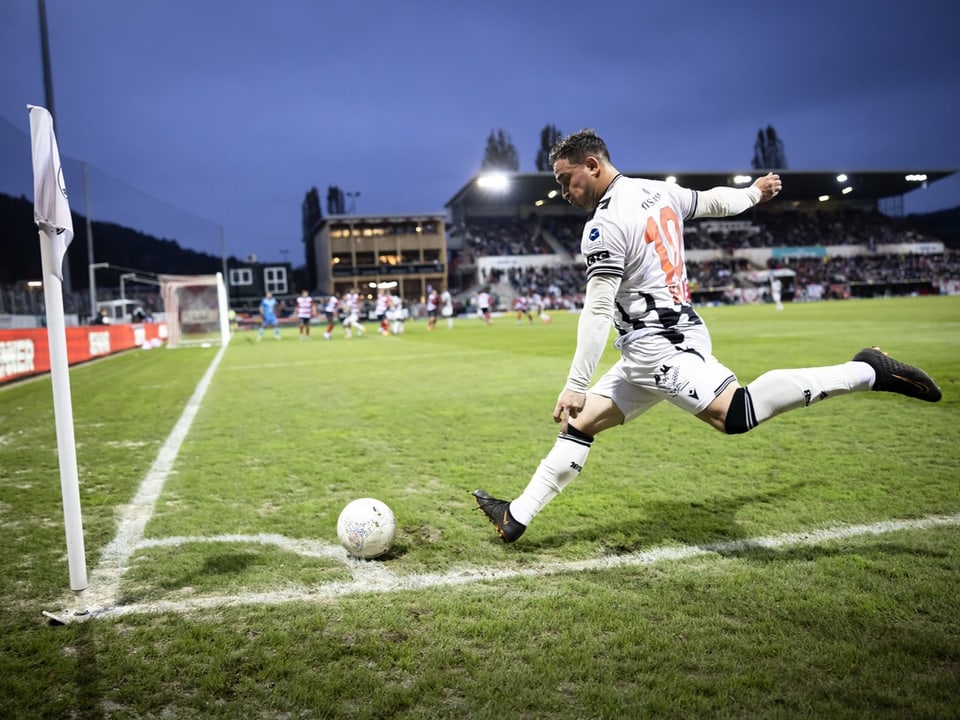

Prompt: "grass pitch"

[1,296,958,718]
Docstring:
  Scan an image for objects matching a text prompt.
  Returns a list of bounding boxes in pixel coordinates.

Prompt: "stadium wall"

[0,322,168,386]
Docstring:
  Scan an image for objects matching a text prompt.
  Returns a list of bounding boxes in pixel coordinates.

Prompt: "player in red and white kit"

[474,129,942,544]
[513,294,534,325]
[294,289,316,340]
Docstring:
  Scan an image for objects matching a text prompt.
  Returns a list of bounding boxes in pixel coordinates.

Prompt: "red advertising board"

[0,322,168,386]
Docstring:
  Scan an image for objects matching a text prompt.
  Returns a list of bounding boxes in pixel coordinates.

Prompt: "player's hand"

[553,388,586,435]
[753,172,782,202]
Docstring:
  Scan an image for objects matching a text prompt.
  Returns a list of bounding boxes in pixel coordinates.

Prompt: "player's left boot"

[472,490,526,543]
[853,347,942,402]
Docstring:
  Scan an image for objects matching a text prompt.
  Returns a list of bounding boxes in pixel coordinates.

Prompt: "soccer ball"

[336,498,397,559]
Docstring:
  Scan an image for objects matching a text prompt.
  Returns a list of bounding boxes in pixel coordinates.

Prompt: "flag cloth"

[28,105,74,282]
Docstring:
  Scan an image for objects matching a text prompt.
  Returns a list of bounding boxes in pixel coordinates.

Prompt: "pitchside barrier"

[0,321,168,386]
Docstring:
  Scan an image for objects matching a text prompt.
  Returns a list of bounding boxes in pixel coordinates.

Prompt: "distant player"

[440,288,454,329]
[388,293,405,335]
[476,289,492,325]
[341,290,365,338]
[771,276,784,311]
[322,293,340,339]
[375,289,390,335]
[425,288,439,330]
[295,289,316,340]
[258,291,280,341]
[514,293,534,325]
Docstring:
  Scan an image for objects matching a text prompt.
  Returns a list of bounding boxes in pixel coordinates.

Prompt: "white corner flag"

[28,105,89,621]
[28,105,74,281]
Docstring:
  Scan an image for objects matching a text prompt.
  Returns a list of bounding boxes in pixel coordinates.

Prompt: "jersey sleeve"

[581,214,626,282]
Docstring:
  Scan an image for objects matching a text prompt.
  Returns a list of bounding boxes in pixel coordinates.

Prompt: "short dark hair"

[548,129,610,167]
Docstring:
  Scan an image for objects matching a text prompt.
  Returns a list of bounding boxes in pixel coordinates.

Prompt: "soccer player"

[514,292,534,325]
[771,275,785,311]
[440,287,454,329]
[375,289,391,335]
[258,291,280,341]
[473,129,942,544]
[295,289,316,340]
[341,289,365,338]
[388,293,405,335]
[476,289,493,325]
[322,293,340,339]
[425,288,439,330]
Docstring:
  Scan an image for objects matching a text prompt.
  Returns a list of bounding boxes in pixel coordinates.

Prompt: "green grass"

[1,296,959,719]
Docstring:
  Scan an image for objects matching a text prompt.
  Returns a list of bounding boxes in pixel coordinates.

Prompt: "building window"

[230,268,253,286]
[264,267,288,294]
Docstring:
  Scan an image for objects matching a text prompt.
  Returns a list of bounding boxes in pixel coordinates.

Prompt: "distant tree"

[302,187,321,234]
[326,186,345,215]
[752,126,788,169]
[535,124,563,171]
[481,129,519,171]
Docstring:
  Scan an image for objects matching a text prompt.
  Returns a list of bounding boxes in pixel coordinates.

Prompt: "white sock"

[747,361,875,425]
[509,431,593,525]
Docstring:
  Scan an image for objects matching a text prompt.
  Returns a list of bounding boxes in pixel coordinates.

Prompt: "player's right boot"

[853,347,942,402]
[472,490,526,543]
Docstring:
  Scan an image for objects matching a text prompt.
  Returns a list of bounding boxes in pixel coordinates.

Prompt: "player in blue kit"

[258,291,280,341]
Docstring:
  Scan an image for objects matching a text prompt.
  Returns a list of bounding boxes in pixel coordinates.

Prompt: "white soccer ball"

[336,498,397,559]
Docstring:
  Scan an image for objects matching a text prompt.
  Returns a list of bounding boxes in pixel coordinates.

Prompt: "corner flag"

[28,105,89,620]
[28,105,74,281]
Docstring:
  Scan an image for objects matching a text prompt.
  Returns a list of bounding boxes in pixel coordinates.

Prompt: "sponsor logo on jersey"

[641,191,662,211]
[587,226,601,245]
[597,198,611,210]
[585,250,611,266]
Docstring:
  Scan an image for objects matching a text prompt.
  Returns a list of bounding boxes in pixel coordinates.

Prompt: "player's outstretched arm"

[752,172,782,203]
[693,172,783,218]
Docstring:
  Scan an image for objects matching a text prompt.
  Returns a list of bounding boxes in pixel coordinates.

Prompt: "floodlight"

[477,172,509,191]
[836,174,848,183]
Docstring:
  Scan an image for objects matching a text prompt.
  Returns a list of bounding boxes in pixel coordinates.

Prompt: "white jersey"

[440,290,453,316]
[580,175,701,341]
[477,292,491,310]
[344,292,360,313]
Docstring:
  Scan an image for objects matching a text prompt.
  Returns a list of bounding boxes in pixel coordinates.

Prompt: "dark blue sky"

[2,1,958,262]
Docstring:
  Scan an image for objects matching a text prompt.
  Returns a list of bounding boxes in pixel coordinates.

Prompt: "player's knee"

[724,387,755,435]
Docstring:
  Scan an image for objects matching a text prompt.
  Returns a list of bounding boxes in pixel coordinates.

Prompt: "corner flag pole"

[28,105,89,619]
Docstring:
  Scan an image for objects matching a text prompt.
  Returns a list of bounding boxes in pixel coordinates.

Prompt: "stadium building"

[306,214,447,303]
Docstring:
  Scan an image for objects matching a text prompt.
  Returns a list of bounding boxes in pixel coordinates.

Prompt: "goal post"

[159,272,231,349]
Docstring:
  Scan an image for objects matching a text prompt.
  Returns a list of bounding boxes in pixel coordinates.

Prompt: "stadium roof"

[445,169,956,213]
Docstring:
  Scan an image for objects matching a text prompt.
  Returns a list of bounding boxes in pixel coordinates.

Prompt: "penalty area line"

[94,511,960,619]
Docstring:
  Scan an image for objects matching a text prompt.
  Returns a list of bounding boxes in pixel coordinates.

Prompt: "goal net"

[159,273,231,348]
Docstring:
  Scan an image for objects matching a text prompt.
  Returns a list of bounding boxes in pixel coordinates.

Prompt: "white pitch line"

[93,511,960,619]
[84,344,228,610]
